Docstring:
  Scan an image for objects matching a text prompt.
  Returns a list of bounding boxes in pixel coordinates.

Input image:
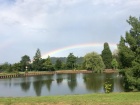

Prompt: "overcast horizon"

[0,0,140,63]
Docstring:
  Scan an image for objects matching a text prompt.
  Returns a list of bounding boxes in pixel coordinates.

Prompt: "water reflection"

[45,80,53,91]
[0,73,125,97]
[114,74,124,92]
[4,78,12,87]
[33,75,54,96]
[83,73,104,92]
[56,74,63,85]
[56,78,63,85]
[67,74,77,92]
[20,77,31,92]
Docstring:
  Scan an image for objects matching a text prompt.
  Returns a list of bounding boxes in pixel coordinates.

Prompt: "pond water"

[0,73,124,97]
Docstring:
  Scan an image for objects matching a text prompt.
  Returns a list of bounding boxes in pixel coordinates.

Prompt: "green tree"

[118,36,135,68]
[101,42,112,69]
[32,48,42,71]
[112,49,120,68]
[12,63,21,72]
[43,56,54,71]
[84,52,105,73]
[55,59,62,70]
[0,62,12,72]
[76,57,84,70]
[20,55,31,72]
[118,16,140,91]
[61,63,67,70]
[66,53,77,69]
[111,58,118,70]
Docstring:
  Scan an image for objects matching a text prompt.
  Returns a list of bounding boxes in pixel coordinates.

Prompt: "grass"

[0,92,140,105]
[0,69,117,76]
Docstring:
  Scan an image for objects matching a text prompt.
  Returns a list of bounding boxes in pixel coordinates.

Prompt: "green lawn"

[0,92,140,105]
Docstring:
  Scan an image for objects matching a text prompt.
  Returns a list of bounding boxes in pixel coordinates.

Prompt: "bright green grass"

[0,92,140,105]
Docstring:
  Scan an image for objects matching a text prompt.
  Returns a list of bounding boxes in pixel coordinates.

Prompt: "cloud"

[0,0,140,63]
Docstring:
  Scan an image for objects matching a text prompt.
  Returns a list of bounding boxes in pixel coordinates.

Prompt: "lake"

[0,73,124,97]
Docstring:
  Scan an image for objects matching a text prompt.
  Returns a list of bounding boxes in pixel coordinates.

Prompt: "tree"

[20,55,31,71]
[76,57,84,70]
[118,16,140,91]
[118,36,135,68]
[55,59,62,70]
[66,53,77,69]
[101,42,112,69]
[12,63,21,72]
[61,63,67,70]
[32,48,42,71]
[84,52,105,73]
[0,62,12,72]
[43,56,55,71]
[111,58,118,70]
[112,49,120,68]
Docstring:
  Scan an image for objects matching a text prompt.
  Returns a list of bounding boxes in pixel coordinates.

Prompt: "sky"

[0,0,140,63]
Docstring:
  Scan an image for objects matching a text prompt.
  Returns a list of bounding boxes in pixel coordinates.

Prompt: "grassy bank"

[0,69,117,75]
[0,92,140,105]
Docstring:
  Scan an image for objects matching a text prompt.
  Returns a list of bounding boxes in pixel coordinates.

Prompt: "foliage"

[111,58,118,70]
[32,48,43,71]
[12,63,21,72]
[50,57,84,70]
[20,55,31,71]
[76,57,84,70]
[61,63,67,70]
[84,52,105,73]
[112,49,121,68]
[0,62,12,72]
[66,53,77,69]
[43,56,55,71]
[118,16,140,91]
[55,59,62,70]
[104,78,113,93]
[101,42,112,69]
[34,48,41,60]
[118,36,135,68]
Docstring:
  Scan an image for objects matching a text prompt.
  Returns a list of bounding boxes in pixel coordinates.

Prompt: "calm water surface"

[0,73,124,97]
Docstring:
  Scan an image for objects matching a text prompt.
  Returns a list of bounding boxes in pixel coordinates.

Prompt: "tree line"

[0,43,117,73]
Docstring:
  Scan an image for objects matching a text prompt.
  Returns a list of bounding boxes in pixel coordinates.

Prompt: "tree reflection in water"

[0,73,125,97]
[83,73,104,92]
[33,74,54,96]
[56,74,63,85]
[33,80,43,96]
[20,77,31,92]
[67,74,77,92]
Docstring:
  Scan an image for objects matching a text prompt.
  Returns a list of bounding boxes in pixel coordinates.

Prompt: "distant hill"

[50,57,84,64]
[50,57,67,64]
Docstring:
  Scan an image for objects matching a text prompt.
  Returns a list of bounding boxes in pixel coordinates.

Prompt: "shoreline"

[0,69,118,79]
